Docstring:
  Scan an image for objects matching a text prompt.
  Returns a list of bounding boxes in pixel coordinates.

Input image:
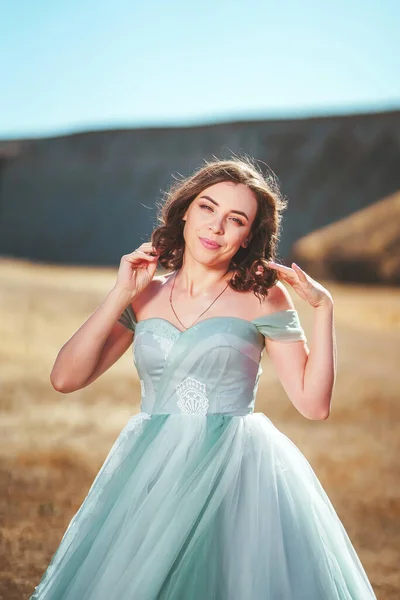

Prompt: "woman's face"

[182,181,258,267]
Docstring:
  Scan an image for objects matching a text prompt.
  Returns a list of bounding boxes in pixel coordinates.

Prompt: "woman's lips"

[199,237,220,249]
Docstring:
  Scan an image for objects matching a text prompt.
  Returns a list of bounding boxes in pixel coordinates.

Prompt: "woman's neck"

[170,267,234,298]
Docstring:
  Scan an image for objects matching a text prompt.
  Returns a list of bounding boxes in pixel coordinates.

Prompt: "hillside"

[0,110,399,269]
[290,190,400,284]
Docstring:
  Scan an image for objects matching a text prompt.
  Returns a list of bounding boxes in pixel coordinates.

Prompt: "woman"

[30,156,377,599]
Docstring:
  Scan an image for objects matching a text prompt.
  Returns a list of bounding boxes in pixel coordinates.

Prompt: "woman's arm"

[50,286,134,393]
[50,243,161,393]
[302,300,336,418]
[266,294,335,420]
[264,262,336,420]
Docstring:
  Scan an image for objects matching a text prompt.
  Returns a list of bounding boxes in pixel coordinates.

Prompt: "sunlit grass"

[0,257,399,599]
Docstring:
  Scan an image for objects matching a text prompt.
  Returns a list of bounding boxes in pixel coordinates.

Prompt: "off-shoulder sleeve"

[117,304,137,332]
[252,309,307,342]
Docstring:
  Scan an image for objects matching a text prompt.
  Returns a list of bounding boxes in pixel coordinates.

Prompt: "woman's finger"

[128,246,157,257]
[267,260,293,274]
[292,263,313,285]
[270,261,305,282]
[272,268,298,282]
[292,263,306,276]
[133,251,158,261]
[123,251,156,264]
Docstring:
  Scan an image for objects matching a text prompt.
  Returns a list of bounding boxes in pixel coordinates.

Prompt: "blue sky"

[1,0,399,139]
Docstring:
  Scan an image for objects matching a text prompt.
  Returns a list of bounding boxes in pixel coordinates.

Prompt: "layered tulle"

[31,411,376,600]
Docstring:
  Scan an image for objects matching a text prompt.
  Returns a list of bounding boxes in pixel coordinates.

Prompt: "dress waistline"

[142,410,254,417]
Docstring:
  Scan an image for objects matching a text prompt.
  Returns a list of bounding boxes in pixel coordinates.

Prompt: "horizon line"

[1,101,399,143]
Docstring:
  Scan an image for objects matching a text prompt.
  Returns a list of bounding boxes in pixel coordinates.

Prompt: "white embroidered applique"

[124,411,151,436]
[153,334,176,360]
[152,322,180,359]
[133,331,145,365]
[176,376,210,415]
[253,362,263,398]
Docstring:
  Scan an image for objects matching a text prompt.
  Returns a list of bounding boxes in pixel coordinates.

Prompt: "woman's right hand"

[114,242,161,299]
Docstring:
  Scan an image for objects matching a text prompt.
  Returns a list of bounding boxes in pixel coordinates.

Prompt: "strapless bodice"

[118,307,307,417]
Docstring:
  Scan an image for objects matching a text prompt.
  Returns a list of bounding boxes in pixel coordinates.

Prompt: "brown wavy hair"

[151,155,288,302]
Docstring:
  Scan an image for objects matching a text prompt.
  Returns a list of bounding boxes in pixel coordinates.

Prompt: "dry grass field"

[0,257,399,599]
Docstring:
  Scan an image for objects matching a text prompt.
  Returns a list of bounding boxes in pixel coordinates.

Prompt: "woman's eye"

[200,204,244,225]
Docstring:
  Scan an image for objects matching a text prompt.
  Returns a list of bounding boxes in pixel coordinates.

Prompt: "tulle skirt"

[30,411,377,599]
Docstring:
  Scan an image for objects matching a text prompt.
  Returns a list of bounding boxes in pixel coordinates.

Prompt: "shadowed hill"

[0,110,399,268]
[289,190,400,284]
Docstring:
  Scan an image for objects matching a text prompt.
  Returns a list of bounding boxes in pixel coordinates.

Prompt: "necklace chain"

[169,269,230,330]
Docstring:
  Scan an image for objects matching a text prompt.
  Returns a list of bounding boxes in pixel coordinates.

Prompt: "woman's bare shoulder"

[256,281,296,316]
[131,272,173,316]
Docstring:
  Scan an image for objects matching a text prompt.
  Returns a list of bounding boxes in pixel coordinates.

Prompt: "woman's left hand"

[266,261,333,309]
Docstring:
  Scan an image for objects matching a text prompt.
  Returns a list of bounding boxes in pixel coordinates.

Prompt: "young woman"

[30,156,377,599]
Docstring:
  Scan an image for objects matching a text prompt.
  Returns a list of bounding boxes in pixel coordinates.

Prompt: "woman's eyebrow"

[199,195,249,221]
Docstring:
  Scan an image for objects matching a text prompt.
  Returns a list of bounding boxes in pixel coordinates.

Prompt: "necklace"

[169,269,230,330]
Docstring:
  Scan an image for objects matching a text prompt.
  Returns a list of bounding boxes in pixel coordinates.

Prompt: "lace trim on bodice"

[176,376,210,415]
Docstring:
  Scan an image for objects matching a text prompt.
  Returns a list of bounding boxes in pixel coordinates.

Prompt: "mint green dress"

[30,308,377,599]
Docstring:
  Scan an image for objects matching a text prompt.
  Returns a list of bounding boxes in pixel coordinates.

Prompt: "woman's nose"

[209,219,223,233]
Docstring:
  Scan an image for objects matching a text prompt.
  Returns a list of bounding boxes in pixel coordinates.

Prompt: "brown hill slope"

[290,190,400,284]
